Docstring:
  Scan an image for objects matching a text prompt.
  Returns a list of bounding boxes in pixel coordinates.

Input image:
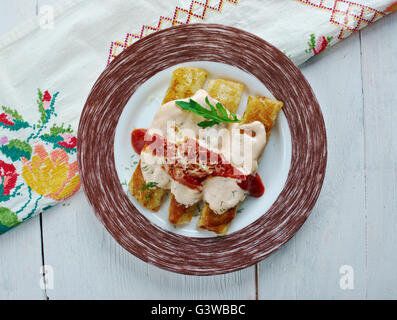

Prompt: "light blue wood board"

[258,33,367,299]
[361,15,397,299]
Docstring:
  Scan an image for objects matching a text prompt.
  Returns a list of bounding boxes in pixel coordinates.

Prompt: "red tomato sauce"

[237,173,265,198]
[131,128,148,155]
[131,129,265,197]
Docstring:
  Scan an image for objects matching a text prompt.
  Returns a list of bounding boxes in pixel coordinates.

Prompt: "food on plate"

[163,67,208,104]
[128,67,283,235]
[197,95,283,234]
[129,161,166,212]
[243,96,283,141]
[168,78,245,225]
[129,67,207,211]
[206,79,245,113]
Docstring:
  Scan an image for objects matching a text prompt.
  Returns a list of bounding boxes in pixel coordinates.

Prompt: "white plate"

[114,61,292,238]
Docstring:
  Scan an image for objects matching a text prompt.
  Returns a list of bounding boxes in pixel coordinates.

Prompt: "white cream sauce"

[140,89,266,214]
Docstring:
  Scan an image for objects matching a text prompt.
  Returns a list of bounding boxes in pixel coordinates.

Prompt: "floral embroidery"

[0,113,14,127]
[0,106,30,131]
[297,1,386,40]
[0,89,80,233]
[0,207,20,228]
[0,139,32,161]
[385,2,397,12]
[107,0,239,65]
[22,145,80,201]
[0,137,8,146]
[0,160,18,201]
[58,133,77,150]
[40,123,77,153]
[305,34,333,55]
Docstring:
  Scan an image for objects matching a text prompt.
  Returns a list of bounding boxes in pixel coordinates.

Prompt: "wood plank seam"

[358,30,368,300]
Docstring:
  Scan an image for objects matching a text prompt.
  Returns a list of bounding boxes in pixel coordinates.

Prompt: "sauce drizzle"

[131,128,147,155]
[131,129,265,198]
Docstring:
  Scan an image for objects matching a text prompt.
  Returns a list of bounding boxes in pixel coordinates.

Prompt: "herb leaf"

[215,102,228,119]
[175,98,241,128]
[197,120,219,128]
[142,182,158,191]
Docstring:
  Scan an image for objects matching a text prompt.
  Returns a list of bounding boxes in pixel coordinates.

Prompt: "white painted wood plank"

[41,193,256,299]
[258,34,367,299]
[0,218,45,299]
[0,0,38,34]
[0,0,45,300]
[360,15,397,300]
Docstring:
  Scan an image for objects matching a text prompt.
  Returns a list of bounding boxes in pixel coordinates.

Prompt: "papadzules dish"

[129,67,283,235]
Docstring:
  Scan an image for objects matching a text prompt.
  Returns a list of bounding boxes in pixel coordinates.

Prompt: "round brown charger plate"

[78,24,327,275]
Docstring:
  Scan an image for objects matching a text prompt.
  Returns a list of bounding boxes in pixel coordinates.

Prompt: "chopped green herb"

[142,182,158,191]
[175,97,241,128]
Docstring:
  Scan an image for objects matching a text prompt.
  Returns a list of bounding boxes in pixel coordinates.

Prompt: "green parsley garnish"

[142,182,158,191]
[175,97,241,128]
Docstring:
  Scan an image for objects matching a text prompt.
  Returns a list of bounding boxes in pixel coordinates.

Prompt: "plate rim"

[78,23,327,275]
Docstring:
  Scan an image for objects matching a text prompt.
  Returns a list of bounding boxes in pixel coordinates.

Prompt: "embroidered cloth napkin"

[0,0,395,234]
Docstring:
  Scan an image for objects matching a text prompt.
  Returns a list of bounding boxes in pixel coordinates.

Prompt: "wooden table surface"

[0,0,396,300]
